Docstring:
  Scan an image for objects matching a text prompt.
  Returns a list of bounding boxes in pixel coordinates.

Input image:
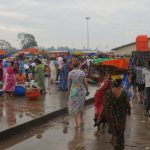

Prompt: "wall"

[112,39,150,56]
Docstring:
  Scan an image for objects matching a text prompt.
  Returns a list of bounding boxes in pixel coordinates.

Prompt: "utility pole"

[85,17,90,50]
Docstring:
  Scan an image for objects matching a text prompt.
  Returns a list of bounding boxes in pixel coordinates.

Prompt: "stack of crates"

[136,35,148,51]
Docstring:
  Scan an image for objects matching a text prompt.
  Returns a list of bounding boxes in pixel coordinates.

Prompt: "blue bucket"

[15,86,26,96]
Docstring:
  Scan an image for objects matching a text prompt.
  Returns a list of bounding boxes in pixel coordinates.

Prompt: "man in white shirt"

[142,62,150,117]
[56,55,63,81]
[42,57,47,65]
[87,57,91,75]
[57,56,63,70]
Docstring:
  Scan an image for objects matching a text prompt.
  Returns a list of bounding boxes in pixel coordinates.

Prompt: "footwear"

[74,125,79,129]
[139,101,143,104]
[144,112,150,117]
[110,136,115,145]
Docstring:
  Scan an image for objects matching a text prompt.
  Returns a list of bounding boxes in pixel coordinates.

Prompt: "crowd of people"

[1,53,150,150]
[91,58,150,150]
[131,58,150,117]
[0,54,90,97]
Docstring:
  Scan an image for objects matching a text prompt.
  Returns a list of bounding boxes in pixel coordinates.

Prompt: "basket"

[26,89,40,100]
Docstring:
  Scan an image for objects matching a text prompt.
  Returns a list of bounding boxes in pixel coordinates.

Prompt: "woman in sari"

[4,62,16,96]
[59,58,69,91]
[94,72,111,131]
[34,59,46,94]
[104,79,131,150]
[16,70,26,86]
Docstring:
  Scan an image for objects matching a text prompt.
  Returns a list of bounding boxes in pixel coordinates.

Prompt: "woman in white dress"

[50,58,57,83]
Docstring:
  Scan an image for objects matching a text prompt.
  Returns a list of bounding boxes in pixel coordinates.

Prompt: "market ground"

[0,98,150,150]
[0,84,96,133]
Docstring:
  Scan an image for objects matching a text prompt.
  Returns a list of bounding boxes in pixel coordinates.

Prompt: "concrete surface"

[0,98,150,150]
[0,85,96,134]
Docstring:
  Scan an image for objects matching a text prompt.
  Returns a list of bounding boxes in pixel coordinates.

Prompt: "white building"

[112,38,150,56]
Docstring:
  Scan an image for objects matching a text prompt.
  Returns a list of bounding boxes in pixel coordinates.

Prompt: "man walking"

[136,63,145,104]
[143,62,150,117]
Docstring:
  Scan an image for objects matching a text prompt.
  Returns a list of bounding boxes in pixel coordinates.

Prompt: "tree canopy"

[18,33,37,49]
[0,39,12,49]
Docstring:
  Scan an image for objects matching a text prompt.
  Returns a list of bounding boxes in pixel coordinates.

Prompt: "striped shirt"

[136,67,145,85]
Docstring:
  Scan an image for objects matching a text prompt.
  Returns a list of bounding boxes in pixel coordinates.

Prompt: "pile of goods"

[91,58,130,76]
[89,58,130,86]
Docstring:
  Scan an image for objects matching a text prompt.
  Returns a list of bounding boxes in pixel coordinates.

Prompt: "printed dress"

[104,90,130,150]
[68,69,86,115]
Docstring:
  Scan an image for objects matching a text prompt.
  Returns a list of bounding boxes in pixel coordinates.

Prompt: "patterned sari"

[94,79,111,125]
[59,63,69,90]
[34,64,45,91]
[104,90,130,150]
[4,66,16,92]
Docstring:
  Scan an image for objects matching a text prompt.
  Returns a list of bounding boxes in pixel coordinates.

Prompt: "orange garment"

[16,74,26,83]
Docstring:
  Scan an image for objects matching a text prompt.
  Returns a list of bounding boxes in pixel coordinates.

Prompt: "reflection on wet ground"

[0,98,150,150]
[0,85,96,132]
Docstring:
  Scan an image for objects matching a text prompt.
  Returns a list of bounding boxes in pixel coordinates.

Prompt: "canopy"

[91,58,111,64]
[15,52,25,56]
[73,52,83,56]
[23,48,39,55]
[0,50,6,55]
[101,58,130,69]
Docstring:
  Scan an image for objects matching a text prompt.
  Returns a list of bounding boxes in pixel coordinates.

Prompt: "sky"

[0,0,150,50]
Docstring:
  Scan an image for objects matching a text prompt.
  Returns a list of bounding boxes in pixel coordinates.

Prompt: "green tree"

[0,39,12,49]
[18,33,37,49]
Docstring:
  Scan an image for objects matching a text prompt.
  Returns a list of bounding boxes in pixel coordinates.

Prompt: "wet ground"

[0,84,96,133]
[0,98,150,150]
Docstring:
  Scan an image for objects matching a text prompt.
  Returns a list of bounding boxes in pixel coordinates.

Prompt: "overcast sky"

[0,0,150,50]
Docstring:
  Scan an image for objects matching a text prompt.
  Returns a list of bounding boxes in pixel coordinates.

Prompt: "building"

[111,38,150,56]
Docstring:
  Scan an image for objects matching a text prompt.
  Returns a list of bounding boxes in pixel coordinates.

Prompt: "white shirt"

[57,57,63,69]
[143,68,150,87]
[42,58,47,65]
[31,63,36,67]
[24,64,29,70]
[87,59,91,66]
